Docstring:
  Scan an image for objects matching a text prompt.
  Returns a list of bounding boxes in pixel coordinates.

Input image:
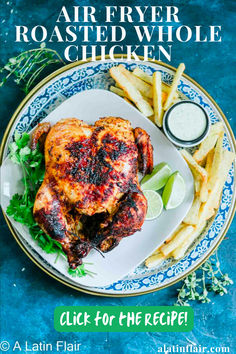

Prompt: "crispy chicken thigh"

[33,117,153,268]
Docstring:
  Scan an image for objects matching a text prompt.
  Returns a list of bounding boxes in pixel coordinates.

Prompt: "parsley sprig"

[175,252,233,305]
[68,263,97,278]
[0,43,65,94]
[6,132,92,277]
[6,131,62,253]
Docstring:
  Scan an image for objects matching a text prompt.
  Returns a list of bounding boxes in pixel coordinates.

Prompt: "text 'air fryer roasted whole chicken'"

[32,117,153,268]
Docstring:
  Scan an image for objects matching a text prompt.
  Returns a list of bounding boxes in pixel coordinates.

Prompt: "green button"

[54,306,194,332]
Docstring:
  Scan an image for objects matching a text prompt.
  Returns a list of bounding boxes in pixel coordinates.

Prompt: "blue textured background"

[0,1,235,353]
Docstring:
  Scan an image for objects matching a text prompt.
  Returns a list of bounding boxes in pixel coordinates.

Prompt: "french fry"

[199,178,208,202]
[198,181,220,223]
[205,207,215,220]
[148,115,155,123]
[161,82,169,93]
[183,196,201,225]
[212,150,235,209]
[123,97,133,105]
[163,63,185,111]
[205,149,214,173]
[109,66,154,117]
[145,225,184,268]
[207,131,224,191]
[199,149,214,202]
[132,68,179,100]
[172,221,206,259]
[162,91,168,103]
[181,149,208,183]
[110,86,125,97]
[118,65,153,98]
[159,224,184,249]
[133,67,153,85]
[160,225,195,256]
[193,122,224,163]
[162,83,179,99]
[145,252,166,268]
[110,85,153,106]
[148,224,183,259]
[194,177,201,194]
[153,71,163,127]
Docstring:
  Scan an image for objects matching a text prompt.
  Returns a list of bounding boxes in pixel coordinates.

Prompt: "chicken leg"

[92,187,147,252]
[33,179,90,268]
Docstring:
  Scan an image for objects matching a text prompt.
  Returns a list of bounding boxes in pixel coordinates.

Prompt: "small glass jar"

[163,100,210,147]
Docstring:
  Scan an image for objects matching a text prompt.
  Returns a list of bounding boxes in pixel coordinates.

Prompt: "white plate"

[1,59,234,295]
[1,89,194,287]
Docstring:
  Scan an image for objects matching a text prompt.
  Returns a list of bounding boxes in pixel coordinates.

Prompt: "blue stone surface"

[0,1,235,353]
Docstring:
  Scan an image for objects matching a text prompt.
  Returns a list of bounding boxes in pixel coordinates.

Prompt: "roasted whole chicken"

[32,117,153,268]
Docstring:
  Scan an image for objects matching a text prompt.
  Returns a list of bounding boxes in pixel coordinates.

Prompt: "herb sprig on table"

[0,43,65,94]
[6,132,92,277]
[175,253,233,305]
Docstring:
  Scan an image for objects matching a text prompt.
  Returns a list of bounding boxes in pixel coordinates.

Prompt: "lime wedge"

[162,171,186,210]
[141,162,172,191]
[143,190,163,220]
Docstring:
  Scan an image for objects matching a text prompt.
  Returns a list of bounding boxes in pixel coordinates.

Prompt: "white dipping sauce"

[168,102,207,141]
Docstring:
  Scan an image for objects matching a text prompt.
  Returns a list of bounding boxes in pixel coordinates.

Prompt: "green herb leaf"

[68,264,96,278]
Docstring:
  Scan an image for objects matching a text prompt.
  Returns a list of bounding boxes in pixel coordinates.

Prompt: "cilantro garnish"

[68,263,96,278]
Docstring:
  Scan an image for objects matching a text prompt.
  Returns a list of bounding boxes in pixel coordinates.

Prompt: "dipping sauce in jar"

[163,101,210,147]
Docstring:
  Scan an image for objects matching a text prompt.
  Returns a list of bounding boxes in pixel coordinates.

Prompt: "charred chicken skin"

[32,117,153,268]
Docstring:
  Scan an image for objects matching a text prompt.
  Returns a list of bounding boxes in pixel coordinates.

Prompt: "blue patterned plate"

[1,59,235,296]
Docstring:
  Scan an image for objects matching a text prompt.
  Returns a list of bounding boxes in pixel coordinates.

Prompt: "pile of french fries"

[145,122,235,268]
[109,63,184,127]
[109,63,235,268]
